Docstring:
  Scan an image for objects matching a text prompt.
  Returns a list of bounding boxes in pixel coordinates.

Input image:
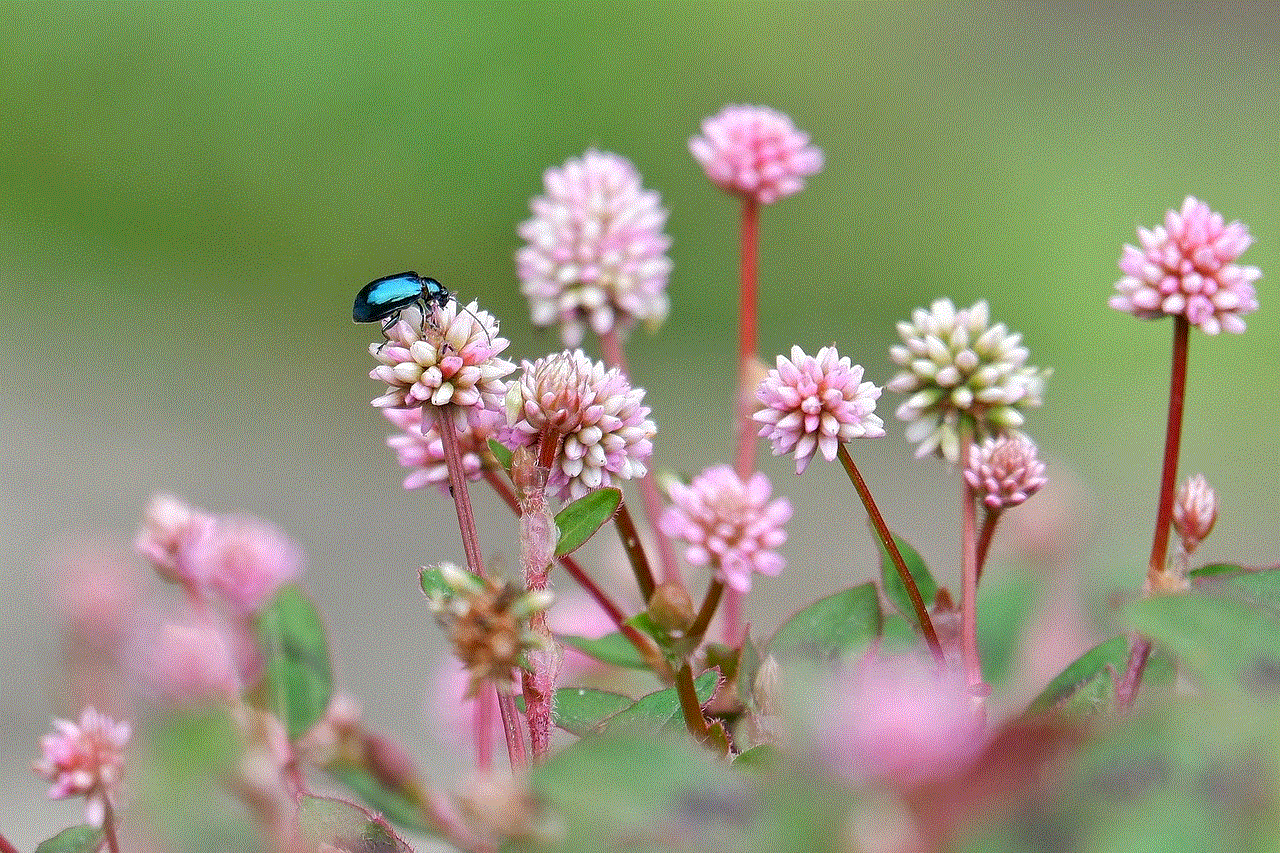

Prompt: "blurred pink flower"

[689,105,823,204]
[134,492,216,587]
[517,149,672,347]
[964,434,1047,510]
[1111,196,1260,334]
[754,345,885,474]
[369,300,516,434]
[501,349,656,501]
[184,515,303,615]
[130,607,244,705]
[384,403,501,492]
[659,465,792,593]
[32,706,130,827]
[816,654,982,787]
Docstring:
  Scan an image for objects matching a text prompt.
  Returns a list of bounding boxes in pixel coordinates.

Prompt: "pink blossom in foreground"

[517,149,672,346]
[659,465,792,593]
[964,434,1048,510]
[500,349,656,501]
[754,345,885,474]
[1112,196,1260,334]
[32,706,130,827]
[384,403,501,492]
[130,608,244,705]
[815,654,982,787]
[183,515,303,615]
[689,105,824,204]
[134,492,216,587]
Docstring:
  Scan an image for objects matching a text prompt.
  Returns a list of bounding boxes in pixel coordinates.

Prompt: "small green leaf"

[876,532,938,632]
[554,487,622,557]
[605,669,720,733]
[297,793,413,853]
[35,827,103,853]
[735,632,762,710]
[548,686,635,735]
[258,585,334,741]
[487,438,512,473]
[1027,635,1129,714]
[768,582,882,662]
[1190,562,1251,580]
[1197,566,1280,613]
[1126,592,1280,689]
[733,743,780,770]
[557,631,650,670]
[327,765,431,833]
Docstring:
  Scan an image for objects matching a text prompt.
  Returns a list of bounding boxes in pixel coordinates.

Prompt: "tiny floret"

[1111,196,1261,334]
[500,349,656,501]
[689,105,824,204]
[368,300,516,434]
[659,465,792,593]
[517,150,672,347]
[964,434,1048,510]
[1173,473,1218,554]
[887,298,1049,462]
[754,345,885,475]
[33,707,131,827]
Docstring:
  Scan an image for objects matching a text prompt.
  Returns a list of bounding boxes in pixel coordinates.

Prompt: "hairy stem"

[960,430,985,694]
[613,498,658,603]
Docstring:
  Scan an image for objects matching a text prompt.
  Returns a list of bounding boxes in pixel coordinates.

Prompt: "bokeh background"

[3,2,1278,846]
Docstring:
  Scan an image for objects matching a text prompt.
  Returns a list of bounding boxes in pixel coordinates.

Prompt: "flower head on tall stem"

[658,465,792,593]
[33,707,131,827]
[368,300,515,434]
[888,299,1048,462]
[964,434,1048,510]
[384,404,501,492]
[689,105,824,205]
[754,345,885,475]
[500,349,656,502]
[517,150,672,347]
[1111,196,1260,335]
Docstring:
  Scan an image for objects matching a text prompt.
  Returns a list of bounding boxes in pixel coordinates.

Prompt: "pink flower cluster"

[964,434,1047,510]
[1112,196,1261,334]
[384,403,500,492]
[689,105,824,205]
[659,465,792,593]
[33,707,131,827]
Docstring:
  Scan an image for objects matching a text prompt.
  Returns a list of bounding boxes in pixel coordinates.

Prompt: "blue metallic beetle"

[352,271,451,338]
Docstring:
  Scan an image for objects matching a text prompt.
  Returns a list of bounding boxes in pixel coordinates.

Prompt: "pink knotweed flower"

[384,403,501,492]
[517,150,672,347]
[368,300,516,434]
[134,492,216,586]
[183,514,303,615]
[754,345,885,475]
[689,105,824,204]
[888,299,1049,462]
[963,434,1048,510]
[1112,196,1261,335]
[815,654,983,787]
[33,706,131,827]
[500,349,656,501]
[131,608,245,705]
[1173,473,1218,554]
[658,465,792,593]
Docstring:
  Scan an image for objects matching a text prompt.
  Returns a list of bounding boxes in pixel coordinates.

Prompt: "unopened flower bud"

[1173,474,1218,554]
[647,582,696,635]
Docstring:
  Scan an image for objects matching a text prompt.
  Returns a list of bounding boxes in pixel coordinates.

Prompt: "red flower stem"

[975,508,1002,585]
[959,431,986,693]
[497,690,528,770]
[1116,635,1153,711]
[836,443,943,663]
[601,328,682,585]
[675,662,713,743]
[472,687,493,770]
[481,467,674,682]
[101,800,121,853]
[689,578,725,642]
[613,498,657,603]
[732,196,761,481]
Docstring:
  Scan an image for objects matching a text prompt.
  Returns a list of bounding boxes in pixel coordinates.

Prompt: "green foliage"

[296,794,413,853]
[603,669,721,734]
[554,487,621,557]
[767,583,881,662]
[544,686,635,736]
[257,584,334,741]
[326,766,432,834]
[556,630,650,670]
[34,827,102,853]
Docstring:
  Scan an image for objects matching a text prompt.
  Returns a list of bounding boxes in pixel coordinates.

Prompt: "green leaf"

[557,631,650,670]
[733,742,780,770]
[876,532,938,633]
[35,827,103,853]
[257,585,334,741]
[1126,592,1280,690]
[548,686,635,735]
[326,765,431,833]
[1197,566,1280,613]
[1190,562,1251,580]
[605,669,720,733]
[297,793,413,853]
[768,582,882,662]
[735,632,762,712]
[1027,635,1129,714]
[554,487,622,557]
[487,437,512,473]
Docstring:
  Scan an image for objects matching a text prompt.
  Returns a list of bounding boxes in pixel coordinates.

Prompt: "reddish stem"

[836,443,944,663]
[472,686,493,770]
[613,498,658,602]
[1148,316,1190,585]
[732,196,761,480]
[688,578,725,642]
[675,662,713,743]
[101,800,121,853]
[974,507,1002,585]
[959,430,985,694]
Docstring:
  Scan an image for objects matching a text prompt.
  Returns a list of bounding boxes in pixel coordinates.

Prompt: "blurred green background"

[2,1,1278,844]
